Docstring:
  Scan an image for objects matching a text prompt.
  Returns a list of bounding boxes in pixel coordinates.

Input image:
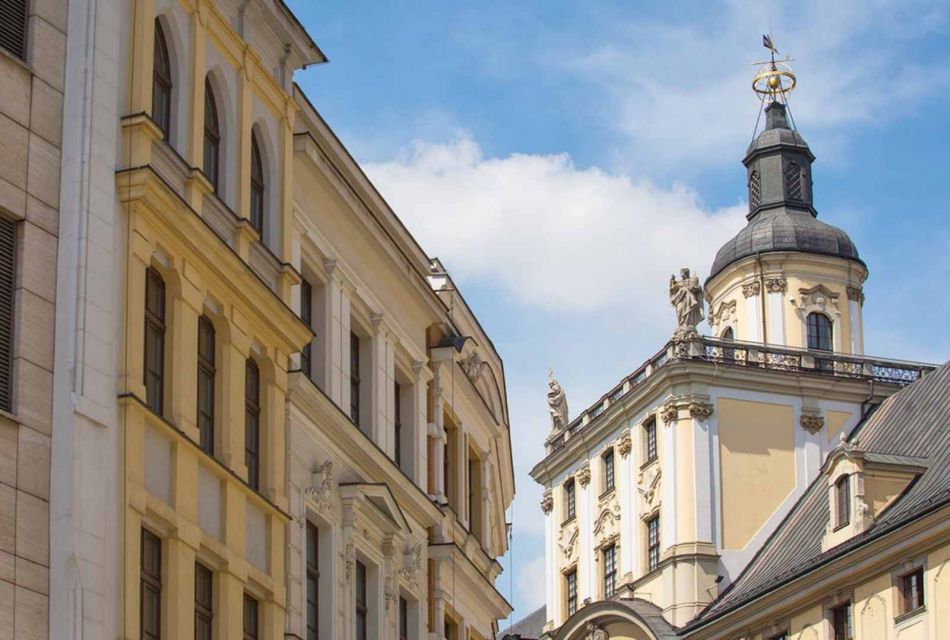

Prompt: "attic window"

[748,170,761,209]
[835,475,851,529]
[785,161,803,201]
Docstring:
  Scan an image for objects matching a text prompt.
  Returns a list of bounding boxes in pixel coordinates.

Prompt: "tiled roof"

[689,361,950,627]
[501,606,547,639]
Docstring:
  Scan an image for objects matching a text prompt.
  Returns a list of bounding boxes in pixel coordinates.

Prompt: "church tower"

[705,88,867,354]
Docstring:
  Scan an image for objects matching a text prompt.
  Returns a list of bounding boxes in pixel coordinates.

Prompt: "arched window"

[721,326,734,341]
[806,312,833,351]
[152,20,172,139]
[203,79,221,193]
[785,161,803,201]
[835,475,850,528]
[250,133,265,237]
[748,169,761,210]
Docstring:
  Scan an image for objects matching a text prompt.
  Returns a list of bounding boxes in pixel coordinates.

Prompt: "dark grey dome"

[709,208,863,281]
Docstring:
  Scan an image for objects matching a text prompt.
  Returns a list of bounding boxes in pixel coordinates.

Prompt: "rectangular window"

[195,563,213,640]
[350,332,361,425]
[140,529,162,640]
[647,515,660,572]
[832,603,852,640]
[394,381,402,468]
[836,475,851,528]
[245,359,261,491]
[0,218,14,412]
[900,568,925,614]
[0,0,28,60]
[564,478,576,521]
[603,544,617,597]
[355,561,368,640]
[300,280,312,377]
[566,569,577,616]
[144,268,166,414]
[306,522,320,640]
[645,417,657,463]
[197,317,216,455]
[243,593,259,640]
[398,596,409,640]
[603,449,615,493]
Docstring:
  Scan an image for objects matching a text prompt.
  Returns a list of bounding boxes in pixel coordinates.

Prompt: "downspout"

[756,252,768,345]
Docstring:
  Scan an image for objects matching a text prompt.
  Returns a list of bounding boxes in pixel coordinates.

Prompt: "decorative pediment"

[709,300,737,331]
[339,483,411,537]
[793,284,841,317]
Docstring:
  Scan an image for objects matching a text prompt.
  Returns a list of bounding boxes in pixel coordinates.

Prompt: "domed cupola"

[704,44,868,355]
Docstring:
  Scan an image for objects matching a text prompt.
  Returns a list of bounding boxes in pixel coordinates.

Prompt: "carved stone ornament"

[343,538,356,583]
[846,285,865,305]
[593,504,621,540]
[794,285,840,317]
[304,459,334,516]
[637,467,662,512]
[660,402,678,424]
[616,430,632,459]
[540,489,554,515]
[800,412,825,434]
[669,268,705,333]
[400,542,424,589]
[576,463,591,488]
[384,563,399,611]
[689,401,714,420]
[462,350,485,381]
[742,280,761,298]
[764,276,787,294]
[559,524,579,562]
[586,622,610,640]
[709,300,736,331]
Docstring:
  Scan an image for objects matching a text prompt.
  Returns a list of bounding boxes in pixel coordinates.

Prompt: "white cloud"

[365,133,744,318]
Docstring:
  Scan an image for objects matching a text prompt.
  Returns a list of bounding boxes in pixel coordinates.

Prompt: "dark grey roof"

[688,362,950,628]
[501,606,547,639]
[708,207,863,282]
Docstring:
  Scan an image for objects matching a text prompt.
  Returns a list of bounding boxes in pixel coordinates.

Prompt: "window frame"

[197,316,216,455]
[245,358,261,491]
[306,522,320,640]
[250,133,265,237]
[644,417,658,464]
[398,596,409,640]
[563,477,576,523]
[647,514,661,572]
[144,267,166,415]
[194,562,213,640]
[565,568,578,616]
[152,20,173,139]
[243,593,259,640]
[602,543,617,598]
[602,448,615,494]
[835,474,850,530]
[300,279,313,378]
[831,602,852,640]
[785,160,803,201]
[355,560,368,640]
[807,312,833,352]
[140,528,162,640]
[898,567,925,616]
[203,78,221,193]
[349,332,361,425]
[394,380,403,468]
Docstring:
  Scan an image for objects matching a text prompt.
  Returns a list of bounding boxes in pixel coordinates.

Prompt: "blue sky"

[286,0,950,626]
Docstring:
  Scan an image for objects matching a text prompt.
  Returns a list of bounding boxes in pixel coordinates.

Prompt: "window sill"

[640,457,658,472]
[833,521,850,532]
[894,606,926,625]
[599,487,616,501]
[561,516,576,528]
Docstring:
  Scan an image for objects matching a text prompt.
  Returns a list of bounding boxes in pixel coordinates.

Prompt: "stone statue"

[669,268,704,334]
[547,370,569,434]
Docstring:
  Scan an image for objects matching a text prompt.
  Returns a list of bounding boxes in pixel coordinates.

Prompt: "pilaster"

[169,270,204,441]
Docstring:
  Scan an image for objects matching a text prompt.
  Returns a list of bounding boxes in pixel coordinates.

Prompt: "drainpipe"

[756,253,768,345]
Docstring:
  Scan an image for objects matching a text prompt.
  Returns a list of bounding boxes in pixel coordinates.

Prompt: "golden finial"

[752,34,796,103]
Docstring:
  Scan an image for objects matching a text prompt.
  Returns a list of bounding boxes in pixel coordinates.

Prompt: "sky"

[285,0,950,627]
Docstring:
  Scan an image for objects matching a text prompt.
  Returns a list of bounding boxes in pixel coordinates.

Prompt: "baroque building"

[505,59,946,640]
[8,0,518,638]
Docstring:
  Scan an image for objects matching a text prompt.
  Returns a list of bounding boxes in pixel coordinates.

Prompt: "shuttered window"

[0,0,28,61]
[0,218,15,412]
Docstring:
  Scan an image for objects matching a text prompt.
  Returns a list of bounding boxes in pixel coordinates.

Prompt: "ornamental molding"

[660,402,678,424]
[559,524,580,562]
[384,562,399,611]
[400,542,424,590]
[540,489,553,515]
[616,430,632,459]
[709,299,737,331]
[593,504,621,538]
[304,459,335,517]
[343,537,356,583]
[576,463,591,488]
[800,412,825,434]
[689,401,714,420]
[461,349,485,382]
[585,621,610,640]
[764,276,787,294]
[846,285,865,305]
[793,284,841,317]
[742,281,761,298]
[637,467,662,512]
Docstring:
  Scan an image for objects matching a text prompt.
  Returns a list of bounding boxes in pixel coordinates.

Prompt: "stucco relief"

[559,523,580,563]
[576,462,591,487]
[585,622,609,640]
[540,488,554,514]
[800,411,825,433]
[742,280,761,298]
[847,285,865,305]
[793,284,841,317]
[401,542,424,589]
[764,275,787,293]
[859,594,887,640]
[709,299,737,333]
[637,466,662,512]
[616,430,632,458]
[593,503,621,542]
[689,401,714,420]
[798,623,819,640]
[384,562,399,611]
[343,537,356,583]
[305,459,335,517]
[660,402,678,424]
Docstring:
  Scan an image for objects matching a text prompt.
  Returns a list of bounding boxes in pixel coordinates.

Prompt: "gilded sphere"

[768,74,780,89]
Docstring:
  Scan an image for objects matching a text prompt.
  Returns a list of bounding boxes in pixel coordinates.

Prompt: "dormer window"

[748,169,761,209]
[785,161,803,201]
[835,474,850,529]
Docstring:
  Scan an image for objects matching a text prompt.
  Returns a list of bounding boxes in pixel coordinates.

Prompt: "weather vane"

[752,34,796,103]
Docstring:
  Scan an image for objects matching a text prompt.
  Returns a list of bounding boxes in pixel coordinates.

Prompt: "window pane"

[243,594,259,640]
[245,360,260,490]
